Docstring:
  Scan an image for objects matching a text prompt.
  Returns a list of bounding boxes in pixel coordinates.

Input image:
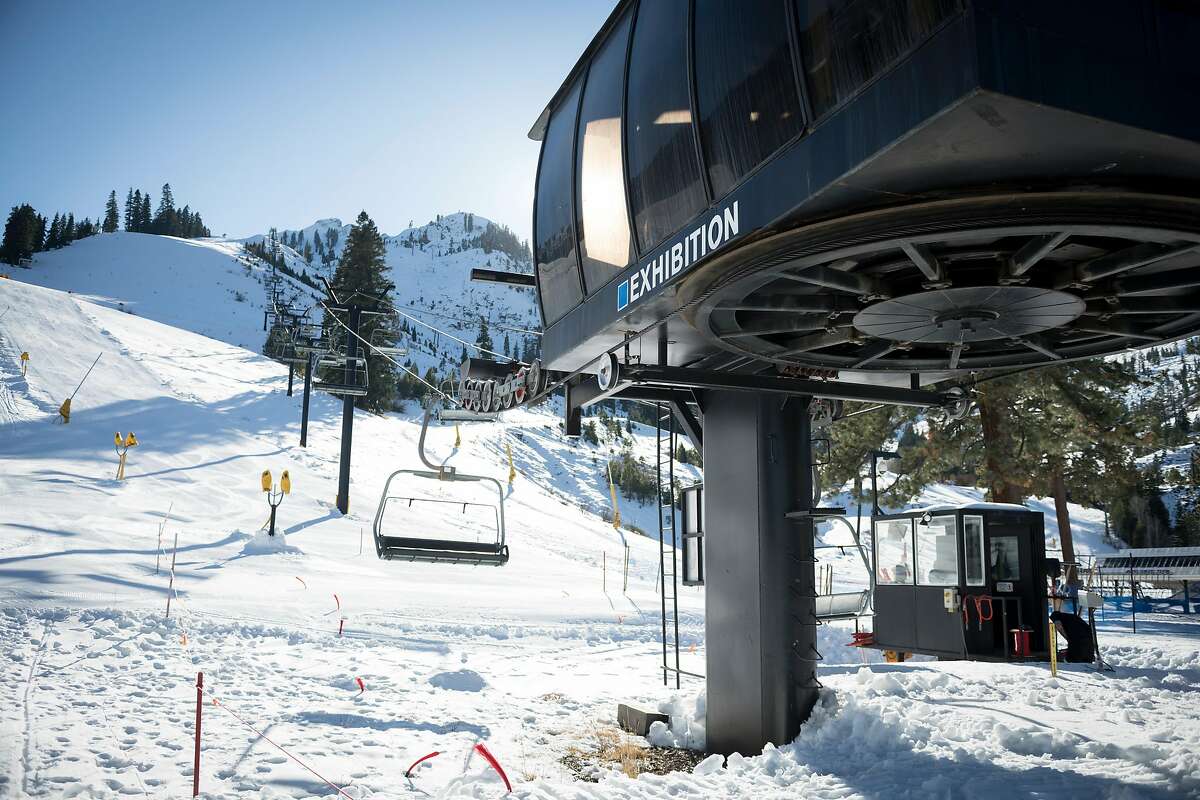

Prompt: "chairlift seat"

[438,408,499,423]
[815,590,872,620]
[376,536,510,565]
[368,328,409,357]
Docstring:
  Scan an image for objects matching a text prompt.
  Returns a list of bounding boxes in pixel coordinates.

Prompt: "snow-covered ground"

[3,255,1200,798]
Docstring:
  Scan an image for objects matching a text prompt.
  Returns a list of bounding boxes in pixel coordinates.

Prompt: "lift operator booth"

[871,505,1049,660]
[460,0,1200,756]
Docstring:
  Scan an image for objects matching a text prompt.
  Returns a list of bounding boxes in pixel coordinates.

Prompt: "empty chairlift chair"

[369,328,408,358]
[372,470,509,565]
[292,321,329,356]
[312,351,369,396]
[264,323,307,365]
[371,396,509,565]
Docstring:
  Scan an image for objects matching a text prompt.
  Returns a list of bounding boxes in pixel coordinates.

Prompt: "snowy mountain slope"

[247,212,540,379]
[6,231,315,353]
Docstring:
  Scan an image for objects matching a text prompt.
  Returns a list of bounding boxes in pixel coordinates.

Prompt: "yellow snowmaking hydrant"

[261,469,291,537]
[114,432,138,480]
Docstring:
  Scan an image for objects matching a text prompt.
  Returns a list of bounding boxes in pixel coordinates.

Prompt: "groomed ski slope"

[2,276,1199,799]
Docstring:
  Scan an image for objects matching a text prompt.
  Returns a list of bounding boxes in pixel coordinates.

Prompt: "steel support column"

[704,391,817,755]
[300,352,314,448]
[336,306,362,514]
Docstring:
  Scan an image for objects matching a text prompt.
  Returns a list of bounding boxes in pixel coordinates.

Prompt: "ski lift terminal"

[512,0,1200,757]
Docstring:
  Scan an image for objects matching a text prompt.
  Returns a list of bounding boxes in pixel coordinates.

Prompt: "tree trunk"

[1051,463,1078,584]
[977,385,1023,504]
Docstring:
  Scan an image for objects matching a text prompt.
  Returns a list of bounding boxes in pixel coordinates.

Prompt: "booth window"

[576,10,634,293]
[694,0,804,197]
[963,515,985,586]
[535,80,584,325]
[626,0,707,253]
[681,484,704,585]
[875,519,913,585]
[915,515,958,586]
[796,0,961,118]
[990,535,1020,582]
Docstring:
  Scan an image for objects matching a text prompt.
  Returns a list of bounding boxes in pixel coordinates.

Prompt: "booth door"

[912,514,966,656]
[986,517,1044,655]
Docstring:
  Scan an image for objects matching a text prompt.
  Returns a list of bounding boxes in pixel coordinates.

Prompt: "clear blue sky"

[0,1,613,240]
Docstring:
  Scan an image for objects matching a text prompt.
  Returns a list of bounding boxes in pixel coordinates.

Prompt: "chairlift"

[264,323,307,365]
[372,469,509,565]
[370,396,508,565]
[312,353,369,396]
[369,328,408,358]
[292,322,329,355]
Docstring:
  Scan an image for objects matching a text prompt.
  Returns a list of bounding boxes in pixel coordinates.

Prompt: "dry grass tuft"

[559,724,706,782]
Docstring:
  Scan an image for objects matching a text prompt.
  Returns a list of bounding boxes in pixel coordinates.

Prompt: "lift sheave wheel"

[693,194,1200,375]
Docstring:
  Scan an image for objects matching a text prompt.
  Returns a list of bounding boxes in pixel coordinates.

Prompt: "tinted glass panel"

[684,487,701,534]
[916,515,958,586]
[990,535,1020,581]
[535,80,584,324]
[964,516,985,586]
[695,0,804,197]
[875,519,913,585]
[576,11,634,293]
[626,0,707,253]
[683,534,703,584]
[797,0,960,117]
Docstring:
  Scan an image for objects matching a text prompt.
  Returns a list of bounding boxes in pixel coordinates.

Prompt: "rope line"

[387,303,518,364]
[319,301,457,405]
[196,682,355,800]
[390,302,542,337]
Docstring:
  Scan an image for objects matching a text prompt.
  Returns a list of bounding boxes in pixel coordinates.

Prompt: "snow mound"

[429,668,487,692]
[648,691,706,750]
[239,529,301,556]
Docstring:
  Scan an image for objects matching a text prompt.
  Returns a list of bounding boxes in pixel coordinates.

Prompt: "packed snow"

[3,235,1200,799]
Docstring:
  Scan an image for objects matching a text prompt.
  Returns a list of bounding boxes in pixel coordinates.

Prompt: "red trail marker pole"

[193,671,203,797]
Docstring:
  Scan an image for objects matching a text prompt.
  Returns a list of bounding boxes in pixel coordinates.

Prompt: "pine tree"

[46,213,62,249]
[63,213,76,242]
[323,211,397,412]
[140,193,151,232]
[0,204,43,265]
[124,189,136,231]
[154,183,175,235]
[475,317,493,354]
[303,242,313,263]
[131,191,143,232]
[34,214,46,251]
[103,190,120,233]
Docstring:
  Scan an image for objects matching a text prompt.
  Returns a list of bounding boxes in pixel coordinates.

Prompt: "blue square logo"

[616,280,630,311]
